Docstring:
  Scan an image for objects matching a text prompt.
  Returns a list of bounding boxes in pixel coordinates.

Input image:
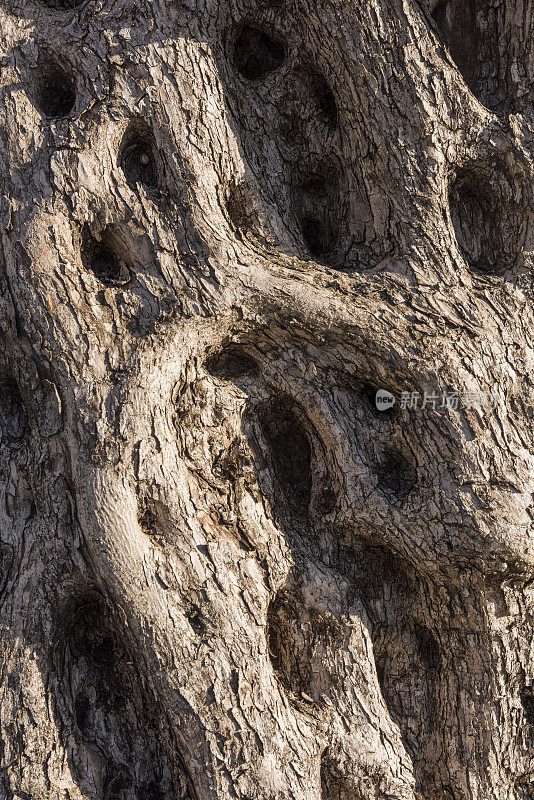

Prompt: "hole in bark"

[86,244,125,285]
[225,178,258,230]
[187,608,205,636]
[432,1,479,93]
[68,598,117,670]
[295,165,340,264]
[267,592,293,693]
[213,439,246,482]
[320,752,356,800]
[431,0,505,112]
[521,687,534,725]
[82,227,130,286]
[232,25,285,80]
[205,346,258,380]
[375,661,386,696]
[449,167,523,275]
[302,216,328,257]
[33,57,76,117]
[0,377,26,441]
[266,587,316,697]
[309,68,338,126]
[267,583,347,705]
[120,119,158,191]
[74,694,90,731]
[372,612,444,784]
[415,625,442,671]
[258,397,312,515]
[138,500,159,537]
[376,449,417,500]
[315,487,337,515]
[63,594,129,713]
[58,592,195,800]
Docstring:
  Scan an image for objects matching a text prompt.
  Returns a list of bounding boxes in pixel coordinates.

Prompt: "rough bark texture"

[0,0,533,798]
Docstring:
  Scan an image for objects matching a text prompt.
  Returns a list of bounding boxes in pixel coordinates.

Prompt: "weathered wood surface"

[0,0,532,798]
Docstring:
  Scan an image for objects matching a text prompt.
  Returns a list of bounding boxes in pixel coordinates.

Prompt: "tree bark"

[0,0,532,798]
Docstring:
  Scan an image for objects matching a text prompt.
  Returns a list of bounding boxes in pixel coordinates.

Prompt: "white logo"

[375,389,395,411]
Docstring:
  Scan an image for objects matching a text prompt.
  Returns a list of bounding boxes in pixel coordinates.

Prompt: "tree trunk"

[0,0,532,798]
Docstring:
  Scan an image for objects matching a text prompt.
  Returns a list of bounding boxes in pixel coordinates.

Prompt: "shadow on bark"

[431,0,517,115]
[120,118,161,194]
[448,163,526,276]
[26,52,76,119]
[49,589,195,800]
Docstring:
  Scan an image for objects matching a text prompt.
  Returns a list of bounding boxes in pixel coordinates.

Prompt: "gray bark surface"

[0,0,532,798]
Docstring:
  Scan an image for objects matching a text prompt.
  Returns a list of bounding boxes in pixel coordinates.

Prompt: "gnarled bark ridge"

[0,0,532,798]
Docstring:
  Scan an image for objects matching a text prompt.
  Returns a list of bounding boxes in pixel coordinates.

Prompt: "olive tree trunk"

[0,0,533,798]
